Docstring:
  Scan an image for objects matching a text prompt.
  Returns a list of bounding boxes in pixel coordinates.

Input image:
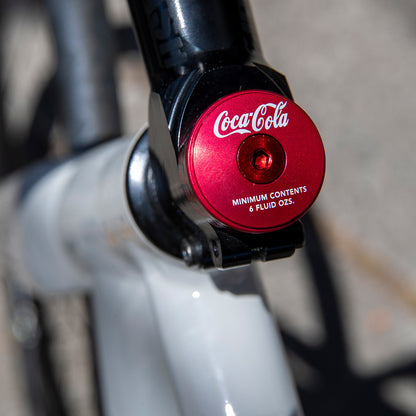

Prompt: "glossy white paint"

[16,133,302,415]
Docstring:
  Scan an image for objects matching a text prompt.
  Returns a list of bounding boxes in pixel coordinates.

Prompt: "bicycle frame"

[10,0,313,414]
[15,132,302,415]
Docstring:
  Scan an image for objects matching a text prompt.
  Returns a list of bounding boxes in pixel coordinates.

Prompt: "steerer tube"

[127,0,263,91]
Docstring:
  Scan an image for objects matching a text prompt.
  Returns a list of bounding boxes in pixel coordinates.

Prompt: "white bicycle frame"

[13,131,303,415]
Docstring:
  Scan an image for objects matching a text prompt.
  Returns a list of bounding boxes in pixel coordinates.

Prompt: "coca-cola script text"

[213,101,289,138]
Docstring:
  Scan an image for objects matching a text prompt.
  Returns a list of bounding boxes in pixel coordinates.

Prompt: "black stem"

[127,0,263,91]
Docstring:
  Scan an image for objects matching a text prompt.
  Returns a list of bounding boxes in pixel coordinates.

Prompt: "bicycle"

[2,1,412,415]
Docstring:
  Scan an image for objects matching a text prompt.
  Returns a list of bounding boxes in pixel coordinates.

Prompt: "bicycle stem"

[127,0,263,91]
[122,1,325,268]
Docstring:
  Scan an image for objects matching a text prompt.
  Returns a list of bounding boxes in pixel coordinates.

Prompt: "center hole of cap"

[237,134,286,184]
[251,149,272,170]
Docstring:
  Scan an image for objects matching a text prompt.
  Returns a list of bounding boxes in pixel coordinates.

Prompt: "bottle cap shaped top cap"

[183,90,325,233]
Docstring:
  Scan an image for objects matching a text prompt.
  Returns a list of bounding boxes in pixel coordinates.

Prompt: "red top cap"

[183,90,325,233]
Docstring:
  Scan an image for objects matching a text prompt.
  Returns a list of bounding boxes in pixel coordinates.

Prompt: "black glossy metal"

[46,0,121,151]
[125,0,303,269]
[126,132,304,269]
[127,131,214,267]
[127,0,263,91]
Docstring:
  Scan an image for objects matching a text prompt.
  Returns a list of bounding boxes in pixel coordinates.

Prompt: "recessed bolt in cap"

[237,134,286,184]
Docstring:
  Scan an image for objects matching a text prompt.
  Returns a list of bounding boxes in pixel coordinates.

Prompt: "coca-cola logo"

[213,101,289,138]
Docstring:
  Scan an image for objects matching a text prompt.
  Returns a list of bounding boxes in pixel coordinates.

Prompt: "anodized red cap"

[182,90,325,233]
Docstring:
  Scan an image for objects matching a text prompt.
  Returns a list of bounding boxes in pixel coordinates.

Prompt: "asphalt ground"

[1,0,416,414]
